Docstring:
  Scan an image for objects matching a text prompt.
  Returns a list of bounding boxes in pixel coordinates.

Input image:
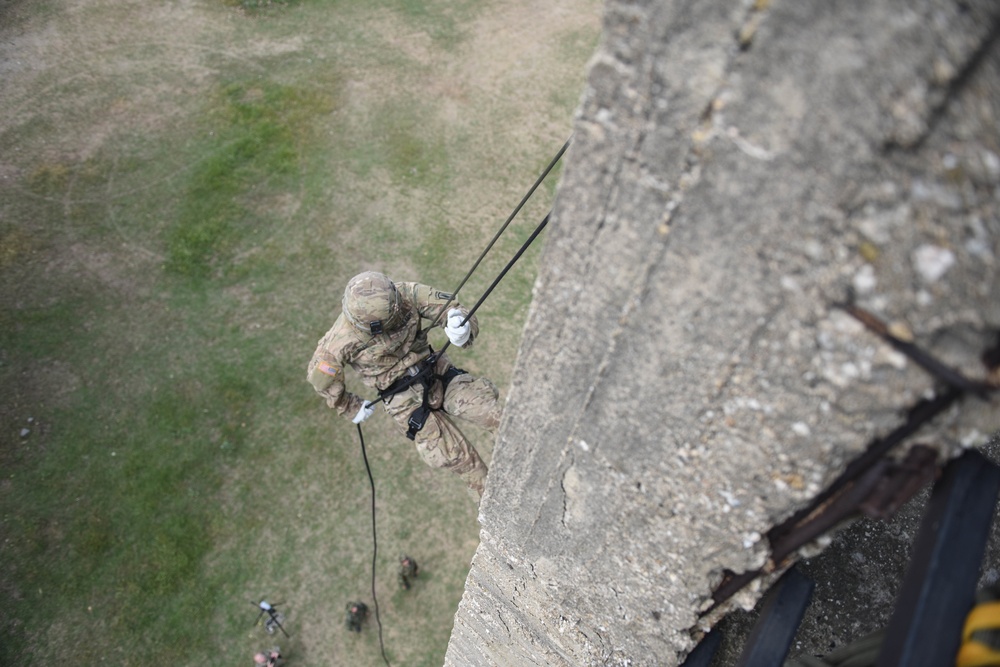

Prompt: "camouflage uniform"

[308,273,501,499]
[398,554,419,590]
[345,600,368,633]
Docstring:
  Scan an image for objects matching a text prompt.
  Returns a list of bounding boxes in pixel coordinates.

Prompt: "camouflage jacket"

[345,601,368,629]
[307,282,479,418]
[399,556,419,578]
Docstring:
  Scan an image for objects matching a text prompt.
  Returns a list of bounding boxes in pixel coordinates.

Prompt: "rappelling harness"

[354,305,469,440]
[369,198,555,440]
[377,350,466,440]
[370,196,555,440]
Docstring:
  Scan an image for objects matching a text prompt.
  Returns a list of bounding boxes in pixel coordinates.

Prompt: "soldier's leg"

[442,374,501,432]
[393,408,488,499]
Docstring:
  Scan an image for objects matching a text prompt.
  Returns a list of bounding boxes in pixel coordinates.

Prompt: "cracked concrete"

[446,1,1000,665]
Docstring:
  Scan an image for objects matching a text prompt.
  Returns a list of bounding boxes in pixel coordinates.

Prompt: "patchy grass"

[375,0,480,49]
[166,79,337,280]
[0,0,598,665]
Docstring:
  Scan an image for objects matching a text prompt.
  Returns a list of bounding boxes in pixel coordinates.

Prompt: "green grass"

[0,0,596,664]
[373,0,481,48]
[166,79,337,280]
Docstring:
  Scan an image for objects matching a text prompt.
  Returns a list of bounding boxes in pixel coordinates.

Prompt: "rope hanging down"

[357,423,392,667]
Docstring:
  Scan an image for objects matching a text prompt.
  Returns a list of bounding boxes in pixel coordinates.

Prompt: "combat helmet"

[342,271,403,334]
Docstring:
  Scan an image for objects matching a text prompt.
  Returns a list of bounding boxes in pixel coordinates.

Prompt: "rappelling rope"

[435,210,551,358]
[427,136,570,332]
[357,423,392,667]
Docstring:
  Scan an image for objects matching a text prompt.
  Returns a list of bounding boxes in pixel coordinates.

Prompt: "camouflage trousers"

[382,357,500,500]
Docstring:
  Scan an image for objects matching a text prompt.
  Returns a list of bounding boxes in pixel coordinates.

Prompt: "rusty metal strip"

[769,460,891,565]
[840,302,996,398]
[859,445,939,520]
[766,389,961,549]
[702,317,1000,616]
[709,447,936,604]
[705,445,942,615]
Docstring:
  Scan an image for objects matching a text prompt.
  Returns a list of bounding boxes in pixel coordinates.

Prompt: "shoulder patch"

[435,291,453,301]
[316,360,341,377]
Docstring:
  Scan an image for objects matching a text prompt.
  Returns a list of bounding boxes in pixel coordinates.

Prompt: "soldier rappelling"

[307,271,501,500]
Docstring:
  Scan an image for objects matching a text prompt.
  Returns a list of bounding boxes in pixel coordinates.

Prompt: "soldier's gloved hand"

[352,401,376,424]
[444,308,471,346]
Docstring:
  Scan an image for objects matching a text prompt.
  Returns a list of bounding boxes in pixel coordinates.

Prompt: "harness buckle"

[406,405,431,440]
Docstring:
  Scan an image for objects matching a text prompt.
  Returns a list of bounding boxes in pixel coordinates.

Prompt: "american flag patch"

[317,361,341,377]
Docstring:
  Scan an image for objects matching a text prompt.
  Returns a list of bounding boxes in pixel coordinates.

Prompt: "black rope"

[461,211,550,325]
[436,211,550,358]
[428,137,570,331]
[357,423,392,667]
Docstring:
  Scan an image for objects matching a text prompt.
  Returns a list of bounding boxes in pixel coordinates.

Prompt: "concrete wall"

[446,1,1000,665]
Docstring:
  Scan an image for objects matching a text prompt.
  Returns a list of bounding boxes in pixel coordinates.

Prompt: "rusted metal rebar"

[703,302,1000,615]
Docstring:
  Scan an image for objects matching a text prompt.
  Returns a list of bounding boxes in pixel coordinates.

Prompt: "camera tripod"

[250,600,290,638]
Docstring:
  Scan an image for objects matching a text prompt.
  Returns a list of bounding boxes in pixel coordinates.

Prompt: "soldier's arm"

[307,349,366,418]
[398,281,480,346]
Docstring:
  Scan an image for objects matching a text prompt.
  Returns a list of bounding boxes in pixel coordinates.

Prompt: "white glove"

[352,401,375,424]
[444,308,471,346]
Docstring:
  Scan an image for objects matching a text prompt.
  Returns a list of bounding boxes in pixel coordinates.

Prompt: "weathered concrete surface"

[446,1,1000,665]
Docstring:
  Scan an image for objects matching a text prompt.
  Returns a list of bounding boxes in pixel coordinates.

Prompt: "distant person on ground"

[345,600,369,633]
[398,554,420,590]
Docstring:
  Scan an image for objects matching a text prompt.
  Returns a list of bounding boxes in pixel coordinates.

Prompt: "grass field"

[0,0,600,664]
